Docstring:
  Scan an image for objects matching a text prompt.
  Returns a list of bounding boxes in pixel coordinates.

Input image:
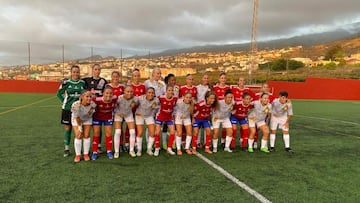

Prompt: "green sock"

[64,129,71,147]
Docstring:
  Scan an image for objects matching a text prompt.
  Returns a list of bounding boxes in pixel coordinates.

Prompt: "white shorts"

[114,113,134,123]
[71,117,92,126]
[270,116,289,131]
[175,116,192,126]
[135,114,155,125]
[212,117,232,129]
[248,117,266,128]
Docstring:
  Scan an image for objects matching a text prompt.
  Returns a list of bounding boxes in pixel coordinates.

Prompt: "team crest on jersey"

[88,107,95,115]
[130,100,136,108]
[151,101,157,108]
[264,107,270,113]
[282,105,288,111]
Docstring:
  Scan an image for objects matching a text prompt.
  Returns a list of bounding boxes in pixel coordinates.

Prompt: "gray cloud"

[0,0,360,65]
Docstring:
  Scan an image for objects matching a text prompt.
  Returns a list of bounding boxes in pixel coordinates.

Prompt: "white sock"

[83,138,90,155]
[129,129,136,152]
[212,139,218,149]
[162,132,167,145]
[261,139,268,149]
[176,136,182,150]
[74,138,82,156]
[248,139,254,148]
[147,136,154,150]
[225,136,232,148]
[270,134,276,148]
[145,129,149,142]
[185,135,192,149]
[221,138,225,144]
[136,137,143,152]
[283,134,290,148]
[114,129,121,153]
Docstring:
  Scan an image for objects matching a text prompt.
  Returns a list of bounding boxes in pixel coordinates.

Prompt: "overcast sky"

[1,0,360,65]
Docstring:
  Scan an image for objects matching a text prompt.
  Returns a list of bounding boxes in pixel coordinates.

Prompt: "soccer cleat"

[224,147,233,153]
[221,143,225,149]
[177,150,183,156]
[63,150,70,157]
[167,148,175,155]
[285,148,294,153]
[260,147,270,153]
[248,147,254,153]
[136,151,142,157]
[185,149,192,155]
[191,148,197,154]
[213,147,218,153]
[74,155,81,163]
[197,143,203,149]
[97,147,103,154]
[146,149,154,156]
[205,148,213,154]
[124,145,129,153]
[91,153,98,160]
[129,151,136,158]
[154,149,160,157]
[107,152,114,159]
[270,147,275,152]
[253,142,258,149]
[83,154,90,161]
[119,145,124,153]
[114,152,119,159]
[241,147,248,152]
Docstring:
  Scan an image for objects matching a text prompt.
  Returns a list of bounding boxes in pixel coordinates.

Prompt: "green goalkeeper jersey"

[56,79,86,111]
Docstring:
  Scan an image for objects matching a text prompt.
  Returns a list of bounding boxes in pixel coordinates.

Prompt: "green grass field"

[0,93,359,202]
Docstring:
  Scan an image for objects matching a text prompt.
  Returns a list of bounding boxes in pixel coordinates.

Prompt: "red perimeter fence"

[0,78,359,100]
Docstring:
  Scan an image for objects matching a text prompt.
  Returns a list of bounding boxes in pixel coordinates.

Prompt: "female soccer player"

[231,77,255,102]
[174,91,194,155]
[144,68,165,97]
[213,72,230,146]
[196,74,211,148]
[269,91,293,152]
[135,87,160,156]
[248,92,272,153]
[154,85,178,156]
[131,68,146,97]
[114,85,138,158]
[179,74,197,100]
[231,92,254,151]
[91,86,117,160]
[192,91,218,154]
[212,90,234,153]
[56,65,85,157]
[71,90,96,162]
[107,71,124,97]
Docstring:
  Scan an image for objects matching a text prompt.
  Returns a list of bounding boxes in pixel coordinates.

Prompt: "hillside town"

[1,45,360,81]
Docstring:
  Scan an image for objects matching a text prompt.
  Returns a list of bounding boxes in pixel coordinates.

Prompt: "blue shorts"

[230,115,248,125]
[155,120,174,126]
[193,119,211,129]
[93,118,113,126]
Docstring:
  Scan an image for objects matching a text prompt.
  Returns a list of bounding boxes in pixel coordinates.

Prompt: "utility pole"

[28,42,31,80]
[249,0,259,84]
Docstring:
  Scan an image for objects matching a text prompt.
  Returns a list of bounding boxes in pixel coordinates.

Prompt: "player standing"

[56,65,85,157]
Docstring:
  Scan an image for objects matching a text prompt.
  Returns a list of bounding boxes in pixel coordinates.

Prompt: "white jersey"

[116,95,138,116]
[71,100,96,121]
[174,99,191,119]
[271,98,293,118]
[144,79,166,97]
[196,84,210,101]
[173,85,180,98]
[248,100,272,122]
[135,95,160,117]
[213,100,234,119]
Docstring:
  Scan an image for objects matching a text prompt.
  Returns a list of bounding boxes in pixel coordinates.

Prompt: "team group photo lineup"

[57,64,294,163]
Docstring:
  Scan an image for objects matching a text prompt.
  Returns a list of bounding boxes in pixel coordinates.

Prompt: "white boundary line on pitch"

[196,153,272,203]
[0,96,55,116]
[295,114,359,126]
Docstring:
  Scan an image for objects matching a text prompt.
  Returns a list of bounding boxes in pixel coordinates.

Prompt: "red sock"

[154,134,160,149]
[168,134,175,148]
[106,136,112,152]
[125,125,130,145]
[242,128,249,148]
[92,136,100,153]
[230,132,236,148]
[254,130,259,143]
[205,134,212,148]
[192,135,198,149]
[221,129,226,140]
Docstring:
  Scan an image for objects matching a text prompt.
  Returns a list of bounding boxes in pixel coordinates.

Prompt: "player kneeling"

[270,91,293,152]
